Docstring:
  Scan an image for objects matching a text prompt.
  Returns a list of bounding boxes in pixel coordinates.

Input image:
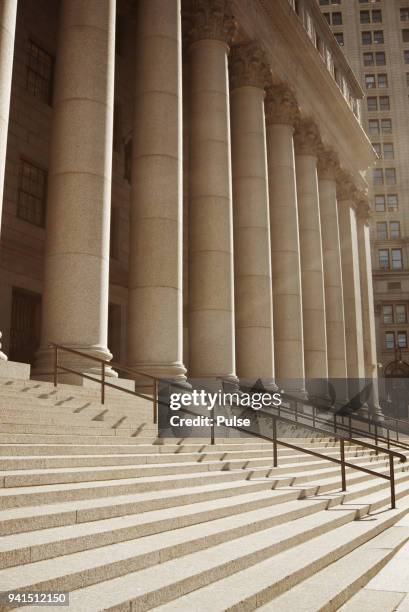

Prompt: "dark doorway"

[9,288,42,365]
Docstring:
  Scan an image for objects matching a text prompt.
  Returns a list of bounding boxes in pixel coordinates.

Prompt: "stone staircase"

[0,378,409,610]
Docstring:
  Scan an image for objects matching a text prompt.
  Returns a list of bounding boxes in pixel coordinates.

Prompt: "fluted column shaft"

[229,43,274,382]
[188,2,237,380]
[36,0,116,377]
[295,123,328,379]
[0,0,17,361]
[337,196,365,380]
[265,86,305,387]
[318,163,347,379]
[128,0,186,381]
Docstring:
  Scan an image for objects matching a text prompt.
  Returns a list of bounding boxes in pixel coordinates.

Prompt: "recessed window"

[375,51,386,65]
[401,8,409,21]
[26,40,54,105]
[392,248,403,269]
[360,10,370,23]
[17,159,47,227]
[365,74,376,88]
[373,168,384,185]
[373,30,384,44]
[388,282,401,291]
[379,95,390,111]
[404,50,409,64]
[367,96,378,111]
[332,12,343,25]
[385,332,395,349]
[375,194,385,211]
[379,249,389,268]
[383,305,393,324]
[377,221,388,240]
[334,32,344,46]
[385,168,397,185]
[398,331,407,348]
[383,143,394,159]
[369,119,380,134]
[372,142,381,157]
[381,118,392,133]
[387,194,398,210]
[110,207,120,259]
[390,221,401,238]
[372,9,382,22]
[124,138,132,184]
[363,52,374,66]
[396,305,407,324]
[403,29,409,43]
[377,73,388,88]
[362,31,372,45]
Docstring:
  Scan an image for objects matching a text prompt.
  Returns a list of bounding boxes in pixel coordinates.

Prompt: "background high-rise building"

[320,0,409,382]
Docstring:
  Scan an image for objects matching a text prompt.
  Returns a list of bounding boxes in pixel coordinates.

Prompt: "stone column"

[229,42,274,384]
[188,0,237,381]
[357,200,382,418]
[0,0,18,361]
[127,0,186,382]
[265,84,305,391]
[35,0,116,378]
[294,120,328,381]
[337,181,365,381]
[317,151,348,380]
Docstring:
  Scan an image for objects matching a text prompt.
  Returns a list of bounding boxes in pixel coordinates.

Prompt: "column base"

[33,344,117,385]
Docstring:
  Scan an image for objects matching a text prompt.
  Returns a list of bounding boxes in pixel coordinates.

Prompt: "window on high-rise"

[401,8,409,22]
[398,331,407,348]
[26,40,54,105]
[377,73,388,88]
[375,195,385,211]
[379,249,389,268]
[373,30,384,44]
[387,194,399,210]
[404,50,409,63]
[377,221,388,239]
[383,143,394,159]
[381,118,392,133]
[372,10,382,22]
[369,119,379,134]
[332,12,342,25]
[385,332,395,349]
[363,52,374,66]
[390,221,401,238]
[17,159,48,227]
[392,248,403,269]
[360,10,370,23]
[372,142,381,157]
[365,74,376,88]
[403,29,409,43]
[383,305,393,324]
[379,95,390,110]
[396,305,407,324]
[334,32,344,45]
[373,168,384,185]
[385,168,397,185]
[362,31,372,45]
[367,96,378,111]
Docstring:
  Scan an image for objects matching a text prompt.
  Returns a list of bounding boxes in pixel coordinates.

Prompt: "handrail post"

[387,426,390,449]
[333,413,337,434]
[273,417,278,467]
[340,438,346,491]
[389,455,396,509]
[53,345,58,388]
[313,407,316,429]
[211,405,215,446]
[101,362,105,405]
[374,422,378,455]
[295,402,298,423]
[396,419,399,443]
[153,379,158,425]
[348,416,352,439]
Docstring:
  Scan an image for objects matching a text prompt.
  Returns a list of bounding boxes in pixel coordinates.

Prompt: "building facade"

[320,0,409,395]
[0,0,376,400]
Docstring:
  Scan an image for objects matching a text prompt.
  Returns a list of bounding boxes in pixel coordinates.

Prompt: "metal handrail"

[49,342,407,509]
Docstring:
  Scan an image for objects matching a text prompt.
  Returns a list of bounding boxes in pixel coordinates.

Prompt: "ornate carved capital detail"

[356,194,372,222]
[188,0,238,47]
[317,147,339,180]
[264,82,299,126]
[294,119,321,156]
[229,41,270,90]
[336,170,358,203]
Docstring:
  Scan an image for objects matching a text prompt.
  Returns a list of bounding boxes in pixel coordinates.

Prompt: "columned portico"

[0,0,17,361]
[337,182,365,381]
[229,42,274,383]
[127,0,186,381]
[294,120,328,380]
[265,84,305,389]
[35,0,116,377]
[188,0,237,380]
[318,151,348,380]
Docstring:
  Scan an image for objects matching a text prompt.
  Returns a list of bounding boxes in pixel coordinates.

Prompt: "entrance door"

[9,288,42,364]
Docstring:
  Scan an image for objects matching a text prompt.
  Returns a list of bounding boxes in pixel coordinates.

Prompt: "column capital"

[317,147,339,180]
[229,41,270,90]
[188,0,237,47]
[265,82,299,126]
[336,170,358,202]
[294,119,321,156]
[356,194,372,223]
